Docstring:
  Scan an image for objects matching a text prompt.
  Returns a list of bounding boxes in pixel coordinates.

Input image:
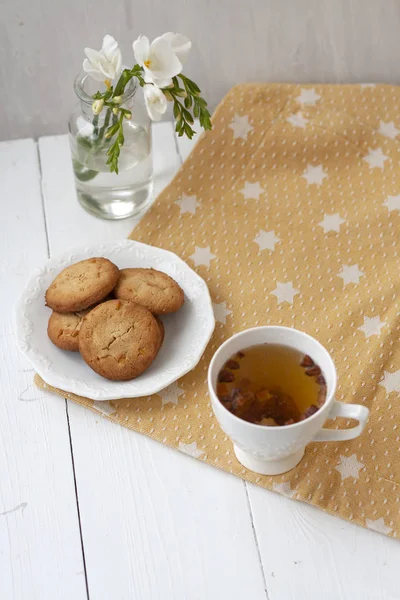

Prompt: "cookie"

[45,258,119,313]
[113,268,184,314]
[47,309,90,351]
[79,299,161,381]
[155,316,165,349]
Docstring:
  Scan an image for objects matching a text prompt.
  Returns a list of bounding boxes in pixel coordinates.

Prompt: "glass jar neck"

[74,71,137,119]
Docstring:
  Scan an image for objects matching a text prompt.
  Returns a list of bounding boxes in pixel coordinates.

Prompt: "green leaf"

[193,104,200,118]
[105,122,120,138]
[184,95,192,109]
[182,108,194,124]
[195,97,207,107]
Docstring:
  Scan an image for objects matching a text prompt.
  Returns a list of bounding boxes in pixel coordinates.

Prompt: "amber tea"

[216,343,327,426]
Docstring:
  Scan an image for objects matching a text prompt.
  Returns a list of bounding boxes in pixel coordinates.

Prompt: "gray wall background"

[1,0,400,141]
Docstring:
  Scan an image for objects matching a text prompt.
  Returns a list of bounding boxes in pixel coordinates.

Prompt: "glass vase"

[68,73,153,220]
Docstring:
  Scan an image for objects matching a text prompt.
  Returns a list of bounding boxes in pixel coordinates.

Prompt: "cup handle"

[313,400,369,442]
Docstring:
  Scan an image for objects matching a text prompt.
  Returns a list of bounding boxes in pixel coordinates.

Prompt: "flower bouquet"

[69,32,211,219]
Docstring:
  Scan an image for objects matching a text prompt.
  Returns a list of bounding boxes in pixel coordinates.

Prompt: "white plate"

[15,240,215,400]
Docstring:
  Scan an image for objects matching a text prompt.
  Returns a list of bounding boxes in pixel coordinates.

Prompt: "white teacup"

[208,326,369,475]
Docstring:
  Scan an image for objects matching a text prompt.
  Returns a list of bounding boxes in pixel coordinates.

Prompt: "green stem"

[92,114,99,136]
[97,108,112,141]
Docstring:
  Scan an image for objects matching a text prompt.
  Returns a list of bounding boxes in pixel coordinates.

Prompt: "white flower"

[133,35,182,88]
[161,32,191,64]
[143,84,167,121]
[83,35,122,82]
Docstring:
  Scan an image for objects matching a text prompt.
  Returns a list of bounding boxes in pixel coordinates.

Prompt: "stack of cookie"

[45,257,184,381]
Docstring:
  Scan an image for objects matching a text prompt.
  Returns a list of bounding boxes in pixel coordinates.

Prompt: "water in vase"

[70,121,153,220]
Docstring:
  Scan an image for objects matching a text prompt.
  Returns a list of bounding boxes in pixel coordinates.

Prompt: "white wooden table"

[2,123,400,600]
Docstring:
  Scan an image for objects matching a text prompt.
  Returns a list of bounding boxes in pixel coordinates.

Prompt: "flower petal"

[101,34,122,78]
[133,35,150,67]
[84,47,102,64]
[161,32,192,63]
[148,37,182,80]
[144,72,173,88]
[143,84,167,121]
[82,58,105,82]
[101,35,119,61]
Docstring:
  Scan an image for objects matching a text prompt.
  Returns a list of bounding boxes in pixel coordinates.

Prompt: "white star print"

[338,264,364,285]
[379,370,400,395]
[175,193,198,215]
[212,301,232,324]
[358,316,386,338]
[92,401,117,416]
[287,112,308,129]
[335,454,364,481]
[302,164,327,185]
[363,148,389,170]
[360,83,376,89]
[366,517,392,536]
[383,194,400,213]
[240,181,264,200]
[157,382,185,406]
[319,213,345,233]
[271,282,299,305]
[273,481,295,498]
[179,441,204,458]
[296,88,321,106]
[229,114,253,140]
[378,120,400,139]
[254,230,280,251]
[189,246,216,268]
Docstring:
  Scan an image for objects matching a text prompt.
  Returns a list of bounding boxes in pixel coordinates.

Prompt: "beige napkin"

[36,83,400,538]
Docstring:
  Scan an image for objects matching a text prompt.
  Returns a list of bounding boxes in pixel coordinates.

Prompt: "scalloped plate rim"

[15,240,215,400]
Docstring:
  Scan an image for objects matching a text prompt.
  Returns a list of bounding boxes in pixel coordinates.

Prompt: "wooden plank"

[248,486,400,600]
[38,123,268,600]
[0,139,87,600]
[3,0,400,139]
[175,129,400,600]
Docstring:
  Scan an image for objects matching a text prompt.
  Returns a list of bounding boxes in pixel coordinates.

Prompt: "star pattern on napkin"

[378,120,399,139]
[296,88,321,105]
[338,264,364,285]
[383,195,400,213]
[271,282,299,305]
[319,213,345,233]
[179,441,204,458]
[358,316,386,338]
[157,383,185,406]
[229,114,253,140]
[254,230,280,251]
[287,112,308,129]
[379,370,400,395]
[363,148,389,169]
[92,401,117,416]
[189,246,216,268]
[273,482,296,498]
[240,181,264,200]
[175,193,198,215]
[212,301,232,324]
[335,454,364,481]
[302,165,327,185]
[366,517,393,536]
